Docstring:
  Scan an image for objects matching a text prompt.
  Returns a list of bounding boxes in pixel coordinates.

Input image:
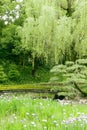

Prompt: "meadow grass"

[0,93,87,130]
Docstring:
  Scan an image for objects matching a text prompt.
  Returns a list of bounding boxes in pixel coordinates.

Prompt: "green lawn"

[0,93,87,130]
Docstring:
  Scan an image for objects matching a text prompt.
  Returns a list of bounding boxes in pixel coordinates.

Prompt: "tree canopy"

[17,0,87,66]
[0,0,87,83]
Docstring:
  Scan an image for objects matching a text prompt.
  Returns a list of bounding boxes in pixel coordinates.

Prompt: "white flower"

[26,112,29,115]
[10,120,14,124]
[32,113,36,116]
[39,102,43,105]
[55,123,59,126]
[16,0,23,2]
[15,5,20,10]
[2,15,8,20]
[9,16,13,20]
[10,10,15,14]
[51,115,54,119]
[11,18,15,22]
[6,11,9,14]
[15,15,19,19]
[42,119,47,122]
[31,122,36,127]
[44,126,47,129]
[53,120,57,124]
[24,124,27,128]
[4,21,8,25]
[31,122,34,124]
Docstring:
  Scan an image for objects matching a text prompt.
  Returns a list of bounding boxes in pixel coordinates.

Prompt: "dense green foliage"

[0,65,7,83]
[0,94,87,130]
[50,59,87,98]
[0,0,87,84]
[50,59,87,83]
[8,64,20,81]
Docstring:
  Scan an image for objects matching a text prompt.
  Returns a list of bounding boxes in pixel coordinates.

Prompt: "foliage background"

[0,0,87,84]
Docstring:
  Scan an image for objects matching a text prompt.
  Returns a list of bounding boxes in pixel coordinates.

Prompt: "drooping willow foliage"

[73,0,87,58]
[18,0,87,67]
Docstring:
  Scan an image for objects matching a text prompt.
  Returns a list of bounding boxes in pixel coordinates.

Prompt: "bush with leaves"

[0,65,7,83]
[8,64,20,81]
[50,59,87,98]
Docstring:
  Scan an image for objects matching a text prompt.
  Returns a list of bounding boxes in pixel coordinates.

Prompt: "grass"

[0,93,87,130]
[0,84,51,91]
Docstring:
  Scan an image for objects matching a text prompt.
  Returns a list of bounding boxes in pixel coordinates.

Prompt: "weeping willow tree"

[54,0,87,62]
[17,0,87,76]
[72,0,87,59]
[17,0,57,75]
[18,0,73,66]
[17,0,67,75]
[53,16,73,64]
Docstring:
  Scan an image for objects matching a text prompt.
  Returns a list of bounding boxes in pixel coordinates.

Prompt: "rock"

[53,94,65,100]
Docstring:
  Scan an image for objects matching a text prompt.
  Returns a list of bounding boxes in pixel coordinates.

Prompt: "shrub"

[65,61,74,66]
[76,59,87,65]
[49,59,87,98]
[50,59,87,83]
[0,65,7,83]
[8,64,20,81]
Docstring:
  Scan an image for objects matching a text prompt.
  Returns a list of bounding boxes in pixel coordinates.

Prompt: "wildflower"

[14,116,17,119]
[9,16,13,20]
[12,114,15,117]
[53,120,57,124]
[10,120,14,124]
[77,112,81,115]
[39,102,43,105]
[4,21,8,25]
[80,123,84,127]
[15,5,20,10]
[31,122,36,127]
[16,0,23,2]
[42,119,47,123]
[55,123,59,126]
[63,109,66,112]
[24,124,27,128]
[31,121,35,125]
[51,115,54,119]
[2,15,8,20]
[44,126,47,129]
[26,112,29,116]
[10,10,15,14]
[15,15,19,19]
[11,18,15,22]
[32,113,36,116]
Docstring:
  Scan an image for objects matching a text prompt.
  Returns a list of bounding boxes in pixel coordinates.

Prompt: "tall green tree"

[0,0,25,64]
[18,0,57,75]
[0,0,87,83]
[72,0,87,58]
